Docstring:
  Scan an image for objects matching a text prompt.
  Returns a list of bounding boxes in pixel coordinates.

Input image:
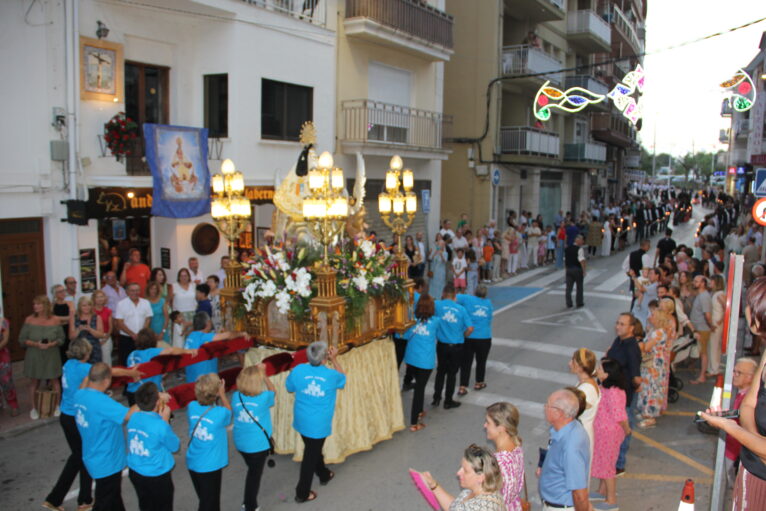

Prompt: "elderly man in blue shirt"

[432,283,473,409]
[539,389,590,511]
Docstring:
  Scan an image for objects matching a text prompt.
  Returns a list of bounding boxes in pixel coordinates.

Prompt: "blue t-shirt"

[285,363,346,439]
[539,420,590,506]
[403,316,442,370]
[184,331,217,384]
[186,401,232,473]
[61,359,91,416]
[126,347,164,392]
[435,300,472,344]
[127,411,179,477]
[457,295,494,339]
[196,299,212,316]
[73,388,129,479]
[232,390,275,454]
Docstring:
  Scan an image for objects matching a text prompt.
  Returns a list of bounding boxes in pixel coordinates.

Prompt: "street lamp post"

[377,155,417,280]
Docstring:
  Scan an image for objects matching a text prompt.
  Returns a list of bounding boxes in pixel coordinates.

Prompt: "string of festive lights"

[720,69,758,112]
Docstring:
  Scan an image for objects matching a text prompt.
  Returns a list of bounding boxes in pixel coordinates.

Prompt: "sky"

[639,0,766,157]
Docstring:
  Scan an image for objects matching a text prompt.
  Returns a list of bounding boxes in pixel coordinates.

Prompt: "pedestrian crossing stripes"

[555,269,606,289]
[547,289,631,301]
[484,360,574,385]
[492,338,605,358]
[594,270,629,292]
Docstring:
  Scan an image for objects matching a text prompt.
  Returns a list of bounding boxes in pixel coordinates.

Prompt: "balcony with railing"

[564,141,607,163]
[500,126,560,158]
[567,10,611,53]
[344,0,454,61]
[505,0,565,23]
[590,112,634,148]
[241,0,327,27]
[564,75,609,99]
[341,99,452,155]
[736,119,751,138]
[502,45,563,86]
[607,5,644,54]
[719,129,730,144]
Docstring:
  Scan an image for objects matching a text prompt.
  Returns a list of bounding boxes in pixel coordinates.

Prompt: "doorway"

[0,218,47,361]
[539,181,562,227]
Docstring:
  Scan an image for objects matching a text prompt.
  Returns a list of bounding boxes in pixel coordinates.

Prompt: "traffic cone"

[678,479,694,510]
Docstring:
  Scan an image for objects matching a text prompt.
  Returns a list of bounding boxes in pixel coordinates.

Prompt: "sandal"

[474,382,487,391]
[42,503,65,511]
[638,418,656,429]
[457,386,468,396]
[320,470,335,486]
[295,490,317,503]
[418,411,427,420]
[690,378,706,385]
[77,504,94,511]
[409,423,426,432]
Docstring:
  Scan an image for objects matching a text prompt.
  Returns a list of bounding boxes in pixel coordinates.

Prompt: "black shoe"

[431,398,441,407]
[577,303,584,308]
[444,401,462,410]
[402,382,415,391]
[319,470,334,486]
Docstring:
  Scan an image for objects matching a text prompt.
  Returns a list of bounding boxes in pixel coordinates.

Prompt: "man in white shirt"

[113,283,153,366]
[102,271,127,312]
[452,229,469,251]
[439,219,456,241]
[63,276,81,303]
[215,255,230,287]
[188,257,204,285]
[701,220,717,239]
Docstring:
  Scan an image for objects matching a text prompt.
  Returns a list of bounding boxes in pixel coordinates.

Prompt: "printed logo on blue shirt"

[76,408,89,428]
[412,323,431,336]
[473,307,489,318]
[193,424,214,442]
[129,434,150,457]
[303,379,326,397]
[442,310,458,323]
[237,409,257,424]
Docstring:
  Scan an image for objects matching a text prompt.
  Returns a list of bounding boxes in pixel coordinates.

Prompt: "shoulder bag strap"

[187,405,213,448]
[238,394,275,455]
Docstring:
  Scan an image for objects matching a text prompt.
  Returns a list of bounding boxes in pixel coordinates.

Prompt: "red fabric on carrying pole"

[721,253,737,353]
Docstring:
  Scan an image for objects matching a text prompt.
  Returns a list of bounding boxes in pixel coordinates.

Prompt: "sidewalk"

[0,360,58,438]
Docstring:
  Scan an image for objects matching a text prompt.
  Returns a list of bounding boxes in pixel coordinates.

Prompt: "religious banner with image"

[144,124,211,218]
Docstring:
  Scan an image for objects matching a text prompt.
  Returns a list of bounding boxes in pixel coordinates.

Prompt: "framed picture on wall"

[80,36,124,102]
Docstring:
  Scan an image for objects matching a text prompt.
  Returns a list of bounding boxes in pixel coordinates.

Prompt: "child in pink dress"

[591,358,631,510]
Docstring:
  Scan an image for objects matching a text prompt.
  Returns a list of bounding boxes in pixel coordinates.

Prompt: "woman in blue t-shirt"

[186,373,232,511]
[43,339,140,511]
[232,364,275,511]
[184,311,245,384]
[403,294,442,432]
[125,327,197,405]
[286,341,346,504]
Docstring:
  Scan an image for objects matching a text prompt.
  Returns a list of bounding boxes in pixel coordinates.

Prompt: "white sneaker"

[30,408,40,420]
[54,406,61,417]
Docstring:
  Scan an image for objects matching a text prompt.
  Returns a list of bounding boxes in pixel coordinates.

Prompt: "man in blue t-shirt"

[73,362,139,511]
[184,311,245,383]
[432,283,473,409]
[127,382,179,511]
[457,285,494,394]
[286,342,346,504]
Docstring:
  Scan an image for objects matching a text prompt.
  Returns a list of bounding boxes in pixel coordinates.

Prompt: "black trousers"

[94,470,125,511]
[189,469,222,511]
[460,338,492,387]
[46,413,93,506]
[433,342,463,403]
[296,435,332,500]
[129,469,174,511]
[565,267,584,307]
[408,365,432,425]
[394,337,415,385]
[239,450,268,511]
[117,334,135,367]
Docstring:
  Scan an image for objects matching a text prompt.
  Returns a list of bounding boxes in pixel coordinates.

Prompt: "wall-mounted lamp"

[96,20,109,40]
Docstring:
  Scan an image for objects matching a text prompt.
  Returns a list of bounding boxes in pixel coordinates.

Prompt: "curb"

[0,415,58,440]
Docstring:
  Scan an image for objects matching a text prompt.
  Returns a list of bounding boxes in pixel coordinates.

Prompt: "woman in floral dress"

[591,358,630,508]
[484,402,524,511]
[636,299,676,428]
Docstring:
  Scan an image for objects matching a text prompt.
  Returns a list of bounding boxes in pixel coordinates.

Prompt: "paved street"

[0,209,720,511]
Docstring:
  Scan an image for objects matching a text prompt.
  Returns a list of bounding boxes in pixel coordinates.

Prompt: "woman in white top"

[569,347,600,477]
[173,267,197,322]
[708,275,726,377]
[601,216,613,257]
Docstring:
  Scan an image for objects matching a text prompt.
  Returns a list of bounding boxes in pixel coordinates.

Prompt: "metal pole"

[709,253,743,511]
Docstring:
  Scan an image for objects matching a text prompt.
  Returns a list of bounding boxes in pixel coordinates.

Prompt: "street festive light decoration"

[607,64,645,125]
[720,69,757,112]
[378,155,417,279]
[211,159,251,260]
[302,150,349,267]
[533,81,606,121]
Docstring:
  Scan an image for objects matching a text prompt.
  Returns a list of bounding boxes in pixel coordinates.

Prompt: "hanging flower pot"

[103,112,138,162]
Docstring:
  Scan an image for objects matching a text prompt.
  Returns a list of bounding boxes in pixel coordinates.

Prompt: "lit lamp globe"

[230,172,245,193]
[318,151,334,170]
[385,170,398,192]
[221,158,236,175]
[405,193,417,213]
[212,174,224,194]
[390,155,403,172]
[402,169,414,191]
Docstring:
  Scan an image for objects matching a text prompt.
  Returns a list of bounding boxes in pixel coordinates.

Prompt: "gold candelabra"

[302,151,349,268]
[211,158,251,261]
[378,155,417,279]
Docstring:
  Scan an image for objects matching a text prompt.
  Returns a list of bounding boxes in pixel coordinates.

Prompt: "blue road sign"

[755,169,766,197]
[492,168,501,186]
[421,189,431,214]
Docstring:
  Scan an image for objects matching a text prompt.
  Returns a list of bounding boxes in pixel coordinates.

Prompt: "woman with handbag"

[21,295,64,420]
[485,402,526,511]
[232,364,276,511]
[420,444,506,511]
[186,373,232,511]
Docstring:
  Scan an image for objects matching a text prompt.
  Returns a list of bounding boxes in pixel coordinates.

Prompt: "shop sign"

[753,154,766,166]
[245,186,276,204]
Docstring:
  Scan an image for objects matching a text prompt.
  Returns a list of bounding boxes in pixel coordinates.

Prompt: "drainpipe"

[65,0,80,280]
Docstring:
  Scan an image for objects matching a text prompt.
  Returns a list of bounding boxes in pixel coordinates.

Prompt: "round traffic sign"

[753,198,766,226]
[492,168,501,186]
